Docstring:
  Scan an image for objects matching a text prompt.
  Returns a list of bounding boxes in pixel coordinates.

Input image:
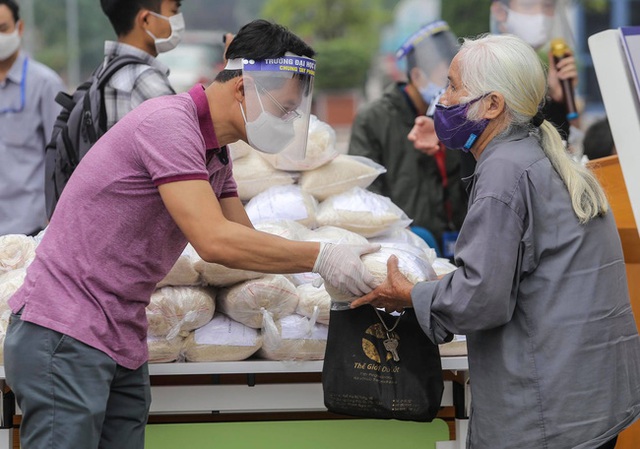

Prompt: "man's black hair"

[100,0,162,37]
[583,118,615,160]
[0,0,20,23]
[215,19,315,83]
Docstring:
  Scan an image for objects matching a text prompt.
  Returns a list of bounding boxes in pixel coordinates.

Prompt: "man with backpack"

[0,0,65,236]
[44,0,183,218]
[5,19,380,449]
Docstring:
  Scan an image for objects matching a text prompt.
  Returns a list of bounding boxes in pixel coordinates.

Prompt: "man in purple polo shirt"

[4,20,378,449]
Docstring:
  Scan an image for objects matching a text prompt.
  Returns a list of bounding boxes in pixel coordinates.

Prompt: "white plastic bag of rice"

[146,286,216,339]
[370,227,437,265]
[245,185,318,228]
[258,310,328,361]
[148,335,184,363]
[184,313,263,362]
[305,225,369,245]
[259,115,339,171]
[232,149,296,202]
[193,254,263,288]
[0,234,37,274]
[228,140,253,161]
[0,269,26,329]
[325,243,438,304]
[300,155,386,201]
[432,257,459,278]
[254,219,309,241]
[216,275,299,329]
[295,284,331,325]
[157,244,200,288]
[316,187,412,238]
[439,334,467,357]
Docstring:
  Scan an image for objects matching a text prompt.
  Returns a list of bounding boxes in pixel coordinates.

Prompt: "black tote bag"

[322,305,444,422]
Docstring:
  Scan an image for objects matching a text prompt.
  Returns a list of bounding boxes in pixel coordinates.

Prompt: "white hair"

[457,34,608,223]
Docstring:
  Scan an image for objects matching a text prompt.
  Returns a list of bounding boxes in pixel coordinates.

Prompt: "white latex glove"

[312,242,380,297]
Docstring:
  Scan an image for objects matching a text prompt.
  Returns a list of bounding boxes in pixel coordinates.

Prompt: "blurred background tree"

[261,0,391,91]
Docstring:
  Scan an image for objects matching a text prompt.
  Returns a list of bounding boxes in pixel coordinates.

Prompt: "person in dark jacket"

[348,21,466,257]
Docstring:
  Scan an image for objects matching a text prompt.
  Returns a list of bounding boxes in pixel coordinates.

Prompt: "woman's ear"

[483,92,506,119]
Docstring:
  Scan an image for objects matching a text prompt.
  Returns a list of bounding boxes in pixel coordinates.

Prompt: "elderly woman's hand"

[408,115,442,156]
[350,255,415,312]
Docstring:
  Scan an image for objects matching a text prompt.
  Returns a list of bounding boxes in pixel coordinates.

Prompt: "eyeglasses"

[255,82,301,122]
[0,57,28,115]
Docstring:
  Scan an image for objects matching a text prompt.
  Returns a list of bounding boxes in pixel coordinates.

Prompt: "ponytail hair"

[458,34,608,223]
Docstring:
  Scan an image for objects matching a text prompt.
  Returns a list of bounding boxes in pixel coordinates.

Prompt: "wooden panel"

[587,155,640,264]
[587,156,640,448]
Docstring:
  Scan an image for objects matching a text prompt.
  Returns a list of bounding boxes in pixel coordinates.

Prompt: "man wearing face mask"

[4,19,378,449]
[99,0,183,128]
[348,21,467,257]
[0,0,65,236]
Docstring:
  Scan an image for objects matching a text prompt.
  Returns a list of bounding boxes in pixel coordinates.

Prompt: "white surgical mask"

[505,9,553,49]
[145,12,185,54]
[238,88,296,154]
[0,28,21,61]
[419,82,443,106]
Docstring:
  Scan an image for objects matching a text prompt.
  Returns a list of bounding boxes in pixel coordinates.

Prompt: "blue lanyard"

[0,57,28,114]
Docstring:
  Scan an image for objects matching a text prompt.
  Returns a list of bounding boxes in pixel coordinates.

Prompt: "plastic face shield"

[396,21,459,100]
[238,55,316,158]
[490,0,575,50]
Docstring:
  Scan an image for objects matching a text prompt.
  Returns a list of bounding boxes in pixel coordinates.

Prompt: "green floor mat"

[145,419,450,448]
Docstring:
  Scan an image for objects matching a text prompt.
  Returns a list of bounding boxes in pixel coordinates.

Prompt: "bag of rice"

[217,275,299,329]
[157,244,200,288]
[147,286,216,339]
[258,311,328,361]
[245,185,318,228]
[325,243,438,304]
[300,155,386,201]
[0,268,26,329]
[316,187,412,237]
[295,283,331,325]
[254,219,309,241]
[370,227,437,265]
[228,140,253,161]
[184,313,263,362]
[259,115,339,171]
[439,334,467,357]
[432,258,459,278]
[148,335,184,363]
[0,234,37,274]
[232,149,296,202]
[306,225,369,245]
[193,254,263,288]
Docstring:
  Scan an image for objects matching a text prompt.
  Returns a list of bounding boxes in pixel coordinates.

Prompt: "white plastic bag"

[157,244,201,288]
[232,149,296,202]
[300,155,386,201]
[147,335,184,363]
[0,234,37,274]
[258,311,328,361]
[295,283,331,325]
[184,313,263,362]
[216,275,299,329]
[325,243,438,304]
[370,227,437,265]
[316,187,412,237]
[245,185,318,228]
[259,115,339,171]
[146,286,216,339]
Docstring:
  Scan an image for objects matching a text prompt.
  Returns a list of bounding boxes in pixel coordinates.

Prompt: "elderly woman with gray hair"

[352,34,640,449]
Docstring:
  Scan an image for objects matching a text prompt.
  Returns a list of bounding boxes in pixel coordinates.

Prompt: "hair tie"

[531,111,544,127]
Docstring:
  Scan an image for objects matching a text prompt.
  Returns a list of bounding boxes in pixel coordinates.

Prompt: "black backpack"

[44,54,145,219]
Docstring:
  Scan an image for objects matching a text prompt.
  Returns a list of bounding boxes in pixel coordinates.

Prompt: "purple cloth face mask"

[434,95,489,152]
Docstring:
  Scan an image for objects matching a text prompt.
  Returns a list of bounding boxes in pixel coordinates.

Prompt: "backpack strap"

[88,54,149,134]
